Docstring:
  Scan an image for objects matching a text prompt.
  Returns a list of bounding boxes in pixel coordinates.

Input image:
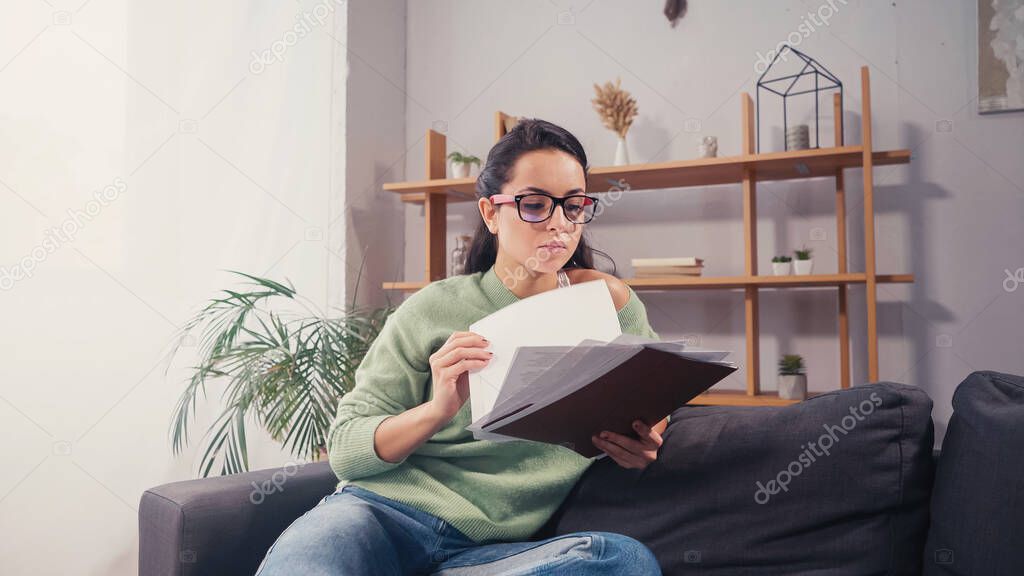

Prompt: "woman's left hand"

[591,419,663,470]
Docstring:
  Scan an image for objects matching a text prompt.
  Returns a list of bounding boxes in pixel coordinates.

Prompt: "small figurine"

[698,136,718,158]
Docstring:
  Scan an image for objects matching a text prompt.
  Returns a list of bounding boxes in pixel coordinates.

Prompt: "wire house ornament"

[756,44,843,152]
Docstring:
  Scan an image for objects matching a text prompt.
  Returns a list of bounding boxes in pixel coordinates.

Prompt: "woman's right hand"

[427,331,493,423]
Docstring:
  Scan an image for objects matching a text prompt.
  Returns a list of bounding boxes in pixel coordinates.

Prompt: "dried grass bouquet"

[591,77,638,138]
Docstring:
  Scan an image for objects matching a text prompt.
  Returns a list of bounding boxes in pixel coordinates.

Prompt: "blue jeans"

[255,484,662,575]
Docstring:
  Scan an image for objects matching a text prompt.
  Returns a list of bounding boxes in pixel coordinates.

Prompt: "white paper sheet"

[467,278,621,426]
[478,340,606,427]
[492,345,575,408]
[478,337,738,433]
[479,343,643,432]
[466,345,576,443]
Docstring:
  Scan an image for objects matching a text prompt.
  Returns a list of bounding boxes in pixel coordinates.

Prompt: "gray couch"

[140,372,1024,575]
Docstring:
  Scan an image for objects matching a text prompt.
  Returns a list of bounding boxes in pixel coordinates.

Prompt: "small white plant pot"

[778,374,807,400]
[450,161,471,179]
[793,259,814,275]
[772,261,792,276]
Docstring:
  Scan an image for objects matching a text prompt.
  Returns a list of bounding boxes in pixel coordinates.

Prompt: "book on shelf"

[630,257,704,267]
[634,264,704,277]
[466,278,737,458]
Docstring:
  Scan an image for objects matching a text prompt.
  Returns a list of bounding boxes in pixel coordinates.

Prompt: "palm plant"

[165,262,396,477]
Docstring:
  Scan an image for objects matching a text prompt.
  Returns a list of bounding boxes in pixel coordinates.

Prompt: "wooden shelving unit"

[385,273,913,292]
[381,66,912,406]
[384,146,909,203]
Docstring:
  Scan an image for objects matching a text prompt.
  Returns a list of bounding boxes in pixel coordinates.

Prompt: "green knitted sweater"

[327,265,660,543]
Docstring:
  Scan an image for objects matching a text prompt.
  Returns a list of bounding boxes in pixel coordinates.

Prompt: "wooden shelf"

[385,66,910,399]
[689,390,822,407]
[383,273,913,292]
[628,273,912,290]
[383,145,910,204]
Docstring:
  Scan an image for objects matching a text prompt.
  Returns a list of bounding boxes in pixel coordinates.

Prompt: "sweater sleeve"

[326,296,432,481]
[616,285,659,340]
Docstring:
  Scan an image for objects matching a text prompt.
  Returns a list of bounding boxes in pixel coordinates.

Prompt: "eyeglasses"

[490,191,599,224]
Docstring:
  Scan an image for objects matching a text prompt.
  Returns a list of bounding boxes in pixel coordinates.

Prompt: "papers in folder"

[466,278,738,456]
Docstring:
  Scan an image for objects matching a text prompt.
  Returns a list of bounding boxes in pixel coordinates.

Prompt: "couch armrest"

[139,461,337,576]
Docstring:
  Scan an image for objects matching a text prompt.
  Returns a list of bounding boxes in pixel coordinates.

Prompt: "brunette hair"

[463,118,617,276]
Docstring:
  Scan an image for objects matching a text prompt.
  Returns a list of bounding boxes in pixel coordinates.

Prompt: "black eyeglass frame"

[489,191,600,224]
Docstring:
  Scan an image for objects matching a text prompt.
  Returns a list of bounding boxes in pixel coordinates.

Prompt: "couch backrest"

[537,382,935,575]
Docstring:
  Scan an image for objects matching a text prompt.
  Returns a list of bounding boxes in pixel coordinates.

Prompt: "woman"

[256,119,667,575]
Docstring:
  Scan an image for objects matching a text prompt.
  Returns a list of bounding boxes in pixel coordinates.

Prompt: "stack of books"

[631,257,705,277]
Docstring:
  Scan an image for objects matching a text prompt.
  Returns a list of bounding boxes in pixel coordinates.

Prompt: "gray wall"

[397,0,1024,446]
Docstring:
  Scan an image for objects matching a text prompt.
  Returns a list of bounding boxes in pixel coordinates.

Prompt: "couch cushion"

[923,370,1024,575]
[535,382,935,575]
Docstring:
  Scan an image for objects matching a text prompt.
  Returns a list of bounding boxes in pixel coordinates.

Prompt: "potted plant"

[166,261,396,477]
[447,151,480,179]
[793,246,814,275]
[771,255,792,275]
[777,354,807,400]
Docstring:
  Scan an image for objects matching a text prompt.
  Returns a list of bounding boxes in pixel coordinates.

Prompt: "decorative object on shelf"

[591,77,638,165]
[632,257,704,277]
[777,354,807,400]
[756,44,843,152]
[614,136,630,166]
[634,264,704,277]
[631,258,704,266]
[698,136,718,158]
[793,246,814,275]
[166,268,394,476]
[447,152,480,179]
[977,0,1024,113]
[785,124,810,150]
[771,255,792,276]
[663,0,688,27]
[450,234,472,276]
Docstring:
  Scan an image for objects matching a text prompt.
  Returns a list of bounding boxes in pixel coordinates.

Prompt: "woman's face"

[480,148,587,276]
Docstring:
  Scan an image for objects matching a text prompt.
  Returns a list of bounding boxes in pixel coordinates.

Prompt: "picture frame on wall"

[978,0,1024,114]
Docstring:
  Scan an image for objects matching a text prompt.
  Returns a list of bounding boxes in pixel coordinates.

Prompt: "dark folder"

[481,346,737,458]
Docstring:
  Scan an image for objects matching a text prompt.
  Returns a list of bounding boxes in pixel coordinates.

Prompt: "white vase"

[772,261,791,276]
[614,136,630,165]
[793,259,814,275]
[450,161,470,179]
[778,374,807,400]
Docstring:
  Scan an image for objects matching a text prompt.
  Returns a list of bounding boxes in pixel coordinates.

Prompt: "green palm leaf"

[167,269,394,477]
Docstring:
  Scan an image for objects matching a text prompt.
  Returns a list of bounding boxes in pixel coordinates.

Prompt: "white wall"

[0,0,366,573]
[400,0,1024,447]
